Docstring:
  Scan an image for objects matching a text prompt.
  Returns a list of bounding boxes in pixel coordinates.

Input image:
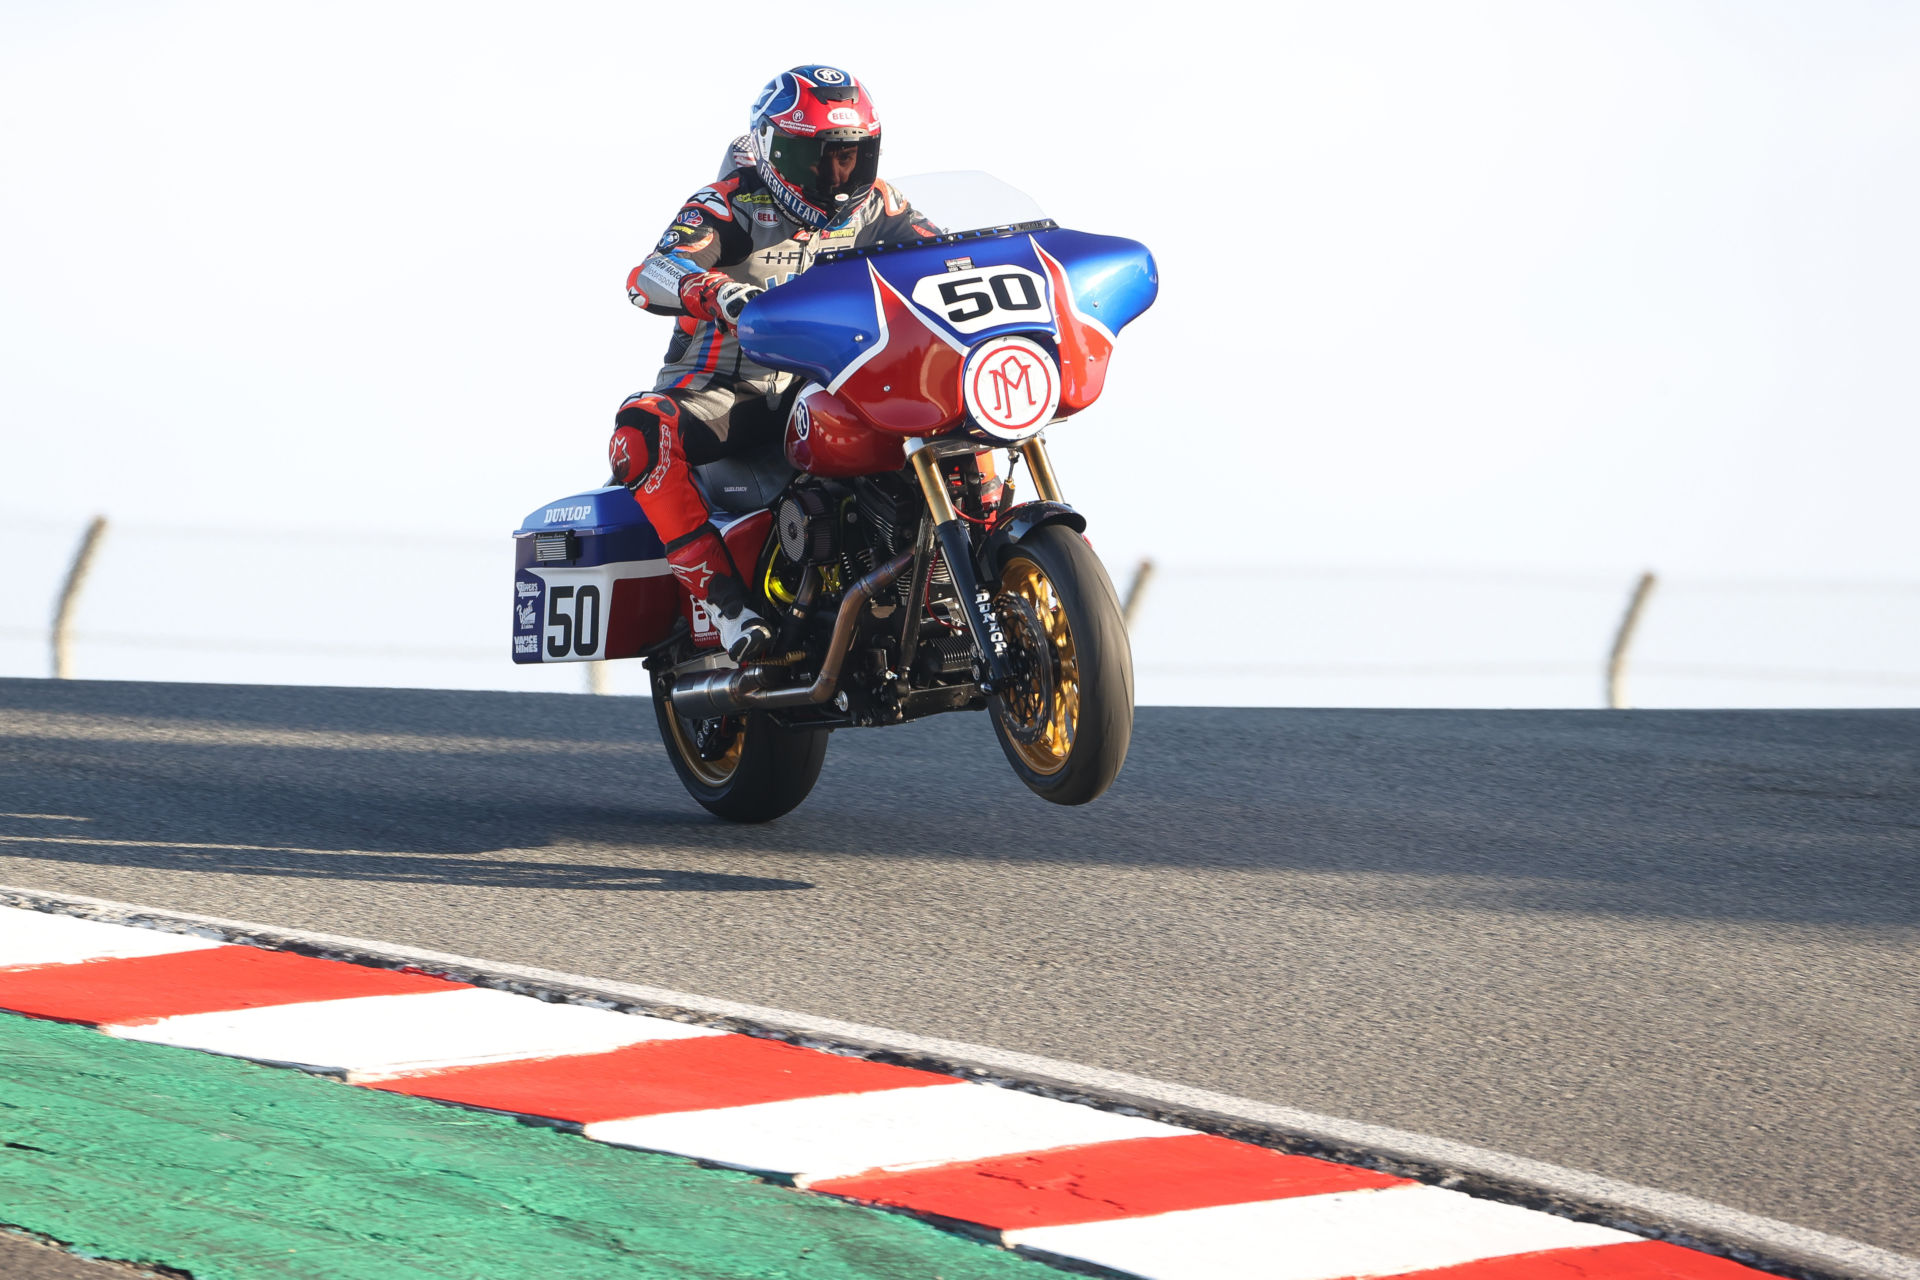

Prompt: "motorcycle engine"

[852,474,921,558]
[850,475,932,603]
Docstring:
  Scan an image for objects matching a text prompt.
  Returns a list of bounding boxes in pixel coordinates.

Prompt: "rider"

[613,65,940,660]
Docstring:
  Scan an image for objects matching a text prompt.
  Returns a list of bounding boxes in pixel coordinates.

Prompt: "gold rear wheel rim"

[998,558,1079,775]
[664,697,745,787]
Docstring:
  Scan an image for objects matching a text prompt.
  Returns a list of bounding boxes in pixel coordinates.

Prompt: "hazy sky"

[3,1,1917,704]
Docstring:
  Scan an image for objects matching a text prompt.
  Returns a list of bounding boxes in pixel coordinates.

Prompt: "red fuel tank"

[785,388,908,478]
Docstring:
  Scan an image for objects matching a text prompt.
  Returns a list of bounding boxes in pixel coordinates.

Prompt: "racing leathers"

[610,163,939,655]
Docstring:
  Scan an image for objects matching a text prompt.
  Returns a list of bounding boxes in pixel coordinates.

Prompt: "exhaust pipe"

[670,550,916,718]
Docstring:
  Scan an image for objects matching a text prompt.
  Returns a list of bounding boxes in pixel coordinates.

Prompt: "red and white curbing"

[0,905,1783,1280]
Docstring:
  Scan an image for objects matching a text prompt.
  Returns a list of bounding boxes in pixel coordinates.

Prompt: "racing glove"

[679,271,763,330]
[716,281,763,328]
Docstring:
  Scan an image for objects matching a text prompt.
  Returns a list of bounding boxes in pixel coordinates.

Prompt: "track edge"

[3,883,1912,1280]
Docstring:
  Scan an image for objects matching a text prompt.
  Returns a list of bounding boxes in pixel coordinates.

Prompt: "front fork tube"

[1017,436,1065,504]
[909,445,1017,692]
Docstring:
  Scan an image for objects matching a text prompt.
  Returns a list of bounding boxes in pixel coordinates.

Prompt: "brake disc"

[993,592,1054,745]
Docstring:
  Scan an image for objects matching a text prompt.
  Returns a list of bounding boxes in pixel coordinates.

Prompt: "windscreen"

[889,171,1049,235]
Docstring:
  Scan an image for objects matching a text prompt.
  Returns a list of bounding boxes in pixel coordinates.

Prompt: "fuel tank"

[784,386,907,477]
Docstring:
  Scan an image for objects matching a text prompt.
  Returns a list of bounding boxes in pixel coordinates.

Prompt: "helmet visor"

[764,133,880,211]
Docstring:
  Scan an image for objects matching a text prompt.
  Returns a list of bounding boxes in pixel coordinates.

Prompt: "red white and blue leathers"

[608,165,938,568]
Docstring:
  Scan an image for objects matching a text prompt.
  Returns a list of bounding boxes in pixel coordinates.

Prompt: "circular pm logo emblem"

[963,336,1060,440]
[812,67,847,84]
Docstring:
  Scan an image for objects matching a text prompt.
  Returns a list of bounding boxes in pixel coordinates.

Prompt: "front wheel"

[988,524,1134,805]
[651,665,829,822]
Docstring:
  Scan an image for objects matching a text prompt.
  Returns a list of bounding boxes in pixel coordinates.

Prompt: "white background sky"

[3,0,1917,706]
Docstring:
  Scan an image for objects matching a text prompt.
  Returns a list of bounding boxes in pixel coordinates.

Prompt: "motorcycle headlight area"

[961,335,1061,443]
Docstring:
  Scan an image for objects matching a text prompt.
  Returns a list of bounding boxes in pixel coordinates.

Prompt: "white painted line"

[0,906,224,969]
[105,986,721,1077]
[1009,1183,1636,1280]
[587,1079,1189,1183]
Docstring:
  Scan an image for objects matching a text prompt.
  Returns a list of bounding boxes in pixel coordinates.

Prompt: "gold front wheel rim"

[998,558,1079,776]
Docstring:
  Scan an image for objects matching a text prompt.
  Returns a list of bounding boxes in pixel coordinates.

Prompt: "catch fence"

[6,514,1918,709]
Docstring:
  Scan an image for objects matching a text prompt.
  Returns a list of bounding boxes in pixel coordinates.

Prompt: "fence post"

[1606,570,1658,709]
[51,516,109,679]
[1121,558,1155,631]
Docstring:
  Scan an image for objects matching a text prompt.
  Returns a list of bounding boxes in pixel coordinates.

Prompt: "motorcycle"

[511,175,1157,821]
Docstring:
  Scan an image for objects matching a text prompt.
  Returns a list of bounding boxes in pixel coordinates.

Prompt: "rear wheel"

[988,524,1134,805]
[651,663,829,822]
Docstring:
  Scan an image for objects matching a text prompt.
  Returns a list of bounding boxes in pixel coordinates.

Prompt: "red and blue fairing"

[737,225,1157,439]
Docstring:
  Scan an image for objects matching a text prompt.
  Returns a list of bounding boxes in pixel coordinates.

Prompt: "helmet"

[749,65,882,231]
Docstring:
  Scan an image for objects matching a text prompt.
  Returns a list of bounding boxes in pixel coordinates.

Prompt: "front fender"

[975,501,1087,580]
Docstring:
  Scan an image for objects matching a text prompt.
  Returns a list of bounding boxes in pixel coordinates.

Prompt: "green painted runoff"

[0,1012,1058,1280]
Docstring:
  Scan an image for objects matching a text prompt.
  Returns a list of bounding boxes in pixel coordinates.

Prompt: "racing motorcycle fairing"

[1034,241,1115,415]
[831,263,967,434]
[737,226,1157,438]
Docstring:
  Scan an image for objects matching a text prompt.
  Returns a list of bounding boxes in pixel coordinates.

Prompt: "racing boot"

[665,524,773,662]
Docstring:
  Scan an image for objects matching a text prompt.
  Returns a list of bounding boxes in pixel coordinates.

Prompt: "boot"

[666,525,773,663]
[705,572,775,662]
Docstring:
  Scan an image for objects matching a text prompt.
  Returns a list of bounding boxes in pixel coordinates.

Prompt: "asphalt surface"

[0,678,1913,1257]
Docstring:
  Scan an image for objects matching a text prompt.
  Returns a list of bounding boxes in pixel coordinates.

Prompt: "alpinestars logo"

[671,560,715,595]
[642,417,676,494]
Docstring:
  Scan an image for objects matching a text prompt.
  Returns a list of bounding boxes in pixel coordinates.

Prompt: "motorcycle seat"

[694,445,796,514]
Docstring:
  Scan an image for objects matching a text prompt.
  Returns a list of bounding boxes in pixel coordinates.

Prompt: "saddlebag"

[511,487,677,663]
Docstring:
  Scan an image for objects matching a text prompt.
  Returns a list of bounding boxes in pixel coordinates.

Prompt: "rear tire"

[651,664,829,822]
[987,524,1134,805]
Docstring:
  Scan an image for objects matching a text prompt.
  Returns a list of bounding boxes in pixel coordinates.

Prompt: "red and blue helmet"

[749,66,882,231]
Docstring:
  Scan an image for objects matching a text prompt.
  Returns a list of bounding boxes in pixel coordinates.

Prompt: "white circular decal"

[962,336,1060,440]
[789,397,811,441]
[813,67,846,84]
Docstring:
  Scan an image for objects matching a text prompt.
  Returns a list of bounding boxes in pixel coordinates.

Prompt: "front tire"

[988,524,1134,805]
[651,665,829,822]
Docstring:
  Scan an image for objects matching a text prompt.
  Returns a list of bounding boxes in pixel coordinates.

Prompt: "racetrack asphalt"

[0,678,1913,1257]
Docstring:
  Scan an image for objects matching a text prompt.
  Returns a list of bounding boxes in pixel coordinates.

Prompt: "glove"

[716,281,763,329]
[679,272,763,330]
